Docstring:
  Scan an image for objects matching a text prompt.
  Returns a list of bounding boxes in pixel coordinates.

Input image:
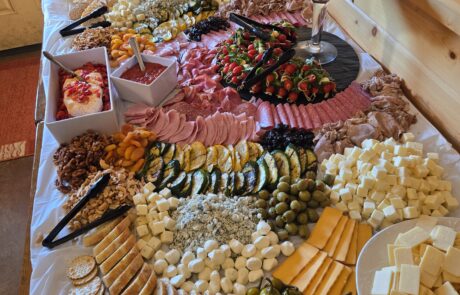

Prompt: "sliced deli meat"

[306,104,322,129]
[291,104,305,129]
[283,103,298,128]
[314,103,332,124]
[276,103,290,126]
[256,101,275,129]
[321,100,341,123]
[299,105,313,130]
[271,104,281,126]
[327,98,349,121]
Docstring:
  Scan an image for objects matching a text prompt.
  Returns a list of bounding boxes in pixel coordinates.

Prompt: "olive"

[271,278,286,291]
[282,210,296,223]
[268,197,278,207]
[297,212,309,224]
[288,195,297,203]
[283,287,302,295]
[323,174,335,186]
[279,176,291,184]
[307,199,319,209]
[320,199,331,208]
[272,189,280,199]
[277,192,289,203]
[298,190,311,202]
[297,179,308,191]
[267,220,276,231]
[259,190,270,200]
[298,224,310,238]
[247,287,260,295]
[290,200,302,212]
[305,171,316,180]
[285,223,298,235]
[260,287,280,295]
[315,180,326,191]
[275,215,285,227]
[306,179,316,191]
[290,184,299,195]
[277,182,290,192]
[275,202,289,214]
[268,207,277,218]
[312,191,326,202]
[307,208,319,222]
[277,229,289,240]
[298,200,307,211]
[256,199,267,208]
[258,208,268,219]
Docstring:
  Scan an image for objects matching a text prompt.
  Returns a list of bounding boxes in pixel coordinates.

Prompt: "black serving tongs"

[229,13,287,41]
[42,174,131,249]
[59,6,110,37]
[239,48,296,91]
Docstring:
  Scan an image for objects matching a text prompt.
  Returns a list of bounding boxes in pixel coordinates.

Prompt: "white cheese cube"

[339,168,353,182]
[416,215,438,232]
[143,182,155,193]
[149,221,165,235]
[349,210,362,221]
[345,183,358,194]
[443,192,459,210]
[383,205,400,222]
[335,201,349,212]
[371,166,387,180]
[431,225,456,251]
[430,164,445,177]
[377,200,390,211]
[359,149,376,162]
[136,204,148,215]
[424,194,443,210]
[422,206,431,216]
[156,198,170,212]
[381,218,394,229]
[147,236,161,250]
[160,231,173,244]
[398,227,430,248]
[406,141,423,152]
[391,197,406,209]
[438,180,452,191]
[348,201,361,211]
[397,167,411,177]
[362,139,379,150]
[140,244,155,259]
[394,247,414,268]
[339,188,353,202]
[394,145,408,156]
[399,264,420,295]
[431,210,443,217]
[168,197,179,209]
[371,191,385,203]
[391,185,407,199]
[402,132,415,143]
[330,191,340,204]
[136,224,149,237]
[427,153,439,162]
[413,165,430,178]
[133,193,146,205]
[159,188,171,199]
[435,282,458,295]
[356,184,369,197]
[371,270,393,295]
[362,201,376,218]
[137,239,147,250]
[385,175,398,186]
[402,207,419,219]
[438,205,449,216]
[370,210,385,225]
[135,216,148,226]
[420,245,444,277]
[381,151,394,161]
[408,199,421,208]
[443,246,460,277]
[372,142,386,154]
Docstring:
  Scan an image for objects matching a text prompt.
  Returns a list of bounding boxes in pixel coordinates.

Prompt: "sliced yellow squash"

[189,141,206,171]
[206,146,219,172]
[182,144,191,172]
[235,140,249,165]
[174,144,185,169]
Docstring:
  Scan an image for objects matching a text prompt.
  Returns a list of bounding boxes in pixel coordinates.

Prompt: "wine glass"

[294,0,338,64]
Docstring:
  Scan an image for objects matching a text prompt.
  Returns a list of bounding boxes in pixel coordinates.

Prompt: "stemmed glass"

[294,0,338,64]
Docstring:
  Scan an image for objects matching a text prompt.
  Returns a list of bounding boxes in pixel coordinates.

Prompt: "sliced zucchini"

[189,142,207,171]
[227,172,236,196]
[160,142,170,155]
[148,142,162,158]
[183,145,192,172]
[173,144,185,169]
[145,157,164,184]
[170,171,187,194]
[158,160,180,189]
[234,172,246,195]
[271,150,290,179]
[162,144,176,164]
[306,148,318,171]
[207,168,221,194]
[219,173,229,195]
[253,160,268,193]
[242,161,257,195]
[178,173,193,198]
[298,147,308,174]
[191,169,209,195]
[261,152,278,189]
[248,142,260,162]
[285,144,302,181]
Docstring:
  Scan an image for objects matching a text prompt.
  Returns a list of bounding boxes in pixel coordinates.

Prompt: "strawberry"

[297,81,308,92]
[277,88,288,99]
[287,92,299,103]
[250,83,262,94]
[265,74,275,86]
[231,76,239,84]
[277,34,287,42]
[284,64,297,75]
[283,79,293,91]
[265,86,275,95]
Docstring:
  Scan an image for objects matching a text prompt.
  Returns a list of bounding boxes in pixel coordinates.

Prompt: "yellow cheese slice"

[328,265,352,295]
[342,268,357,295]
[333,219,357,262]
[442,271,460,283]
[420,270,438,289]
[357,223,372,254]
[291,251,327,291]
[345,223,359,265]
[272,242,318,285]
[315,261,345,295]
[307,207,343,249]
[387,244,398,265]
[303,257,333,295]
[323,215,348,257]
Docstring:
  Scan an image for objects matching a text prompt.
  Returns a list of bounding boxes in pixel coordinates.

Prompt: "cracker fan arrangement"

[34,0,460,294]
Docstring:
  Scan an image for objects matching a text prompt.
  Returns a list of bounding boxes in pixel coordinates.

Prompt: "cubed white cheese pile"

[106,0,143,28]
[321,133,458,230]
[133,183,295,294]
[371,216,460,295]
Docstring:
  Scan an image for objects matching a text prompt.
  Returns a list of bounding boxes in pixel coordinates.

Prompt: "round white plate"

[356,217,460,295]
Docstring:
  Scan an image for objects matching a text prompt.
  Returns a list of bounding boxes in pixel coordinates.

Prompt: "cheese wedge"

[420,245,444,277]
[303,257,333,295]
[334,219,357,262]
[442,271,460,283]
[345,224,359,265]
[307,207,343,249]
[315,261,344,295]
[343,268,357,295]
[357,223,373,254]
[273,242,318,285]
[324,216,348,257]
[328,265,352,295]
[291,251,327,291]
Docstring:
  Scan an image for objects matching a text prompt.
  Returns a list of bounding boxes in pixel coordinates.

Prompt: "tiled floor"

[0,156,33,295]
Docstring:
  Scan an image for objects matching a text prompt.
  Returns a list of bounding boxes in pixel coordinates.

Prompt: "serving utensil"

[43,51,85,82]
[129,37,146,72]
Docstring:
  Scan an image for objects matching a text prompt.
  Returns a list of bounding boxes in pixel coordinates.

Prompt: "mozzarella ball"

[229,239,244,254]
[153,259,168,274]
[237,268,249,285]
[224,267,238,282]
[241,244,257,257]
[204,240,219,253]
[234,256,247,269]
[280,241,295,256]
[246,257,262,271]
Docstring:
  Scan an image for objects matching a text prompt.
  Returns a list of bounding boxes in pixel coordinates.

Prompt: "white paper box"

[45,47,119,143]
[110,54,177,106]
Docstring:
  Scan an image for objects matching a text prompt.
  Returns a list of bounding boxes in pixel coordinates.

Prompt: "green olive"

[282,210,296,223]
[298,191,311,202]
[288,195,297,203]
[299,200,307,211]
[271,278,286,291]
[315,180,326,191]
[305,171,316,180]
[272,189,280,199]
[306,179,316,191]
[320,199,331,208]
[285,223,298,235]
[256,199,267,208]
[297,179,308,191]
[296,212,309,224]
[275,202,289,214]
[277,182,290,192]
[307,199,319,209]
[290,184,299,196]
[307,208,319,222]
[275,215,285,227]
[268,197,278,207]
[247,287,260,295]
[258,208,268,219]
[277,192,289,203]
[323,174,335,186]
[312,191,326,202]
[268,207,277,218]
[290,200,302,212]
[279,176,291,184]
[267,220,276,231]
[277,229,289,240]
[298,224,310,238]
[259,190,270,200]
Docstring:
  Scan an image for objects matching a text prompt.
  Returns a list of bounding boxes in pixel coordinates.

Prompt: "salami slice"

[291,104,304,129]
[315,102,333,124]
[327,98,348,121]
[283,103,298,128]
[350,82,372,108]
[321,100,341,123]
[276,104,290,126]
[299,105,313,130]
[306,104,322,129]
[333,95,355,117]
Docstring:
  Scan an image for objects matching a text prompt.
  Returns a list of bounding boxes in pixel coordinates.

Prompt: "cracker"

[69,276,101,295]
[67,256,96,280]
[72,267,98,286]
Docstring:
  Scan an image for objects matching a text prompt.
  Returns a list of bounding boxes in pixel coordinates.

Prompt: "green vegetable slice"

[285,144,301,181]
[162,144,176,164]
[271,150,290,179]
[178,173,193,198]
[170,171,187,194]
[261,152,279,189]
[145,157,164,184]
[191,169,209,195]
[234,172,246,195]
[158,160,180,189]
[207,168,221,194]
[242,161,257,195]
[253,160,268,193]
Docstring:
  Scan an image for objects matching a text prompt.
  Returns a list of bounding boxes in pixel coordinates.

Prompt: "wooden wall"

[328,0,460,151]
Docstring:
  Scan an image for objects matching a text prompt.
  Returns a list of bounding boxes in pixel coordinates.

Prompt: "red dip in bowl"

[121,62,167,85]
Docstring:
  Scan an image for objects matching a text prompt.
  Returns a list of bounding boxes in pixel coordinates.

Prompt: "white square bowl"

[45,47,120,144]
[110,54,177,106]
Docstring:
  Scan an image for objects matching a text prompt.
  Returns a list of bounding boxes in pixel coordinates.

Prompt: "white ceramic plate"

[356,217,460,295]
